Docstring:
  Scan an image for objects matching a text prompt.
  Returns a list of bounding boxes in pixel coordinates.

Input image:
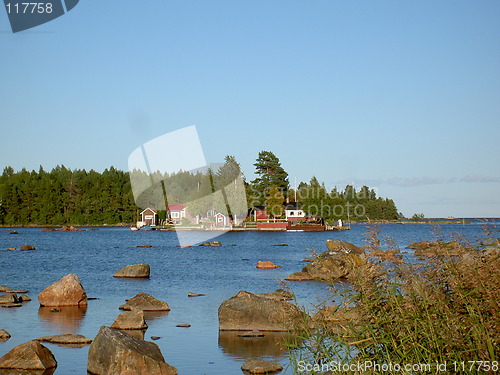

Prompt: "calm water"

[0,222,496,374]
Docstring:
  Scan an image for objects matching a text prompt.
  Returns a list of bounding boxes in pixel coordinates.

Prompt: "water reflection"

[218,331,301,358]
[143,310,169,322]
[38,306,87,332]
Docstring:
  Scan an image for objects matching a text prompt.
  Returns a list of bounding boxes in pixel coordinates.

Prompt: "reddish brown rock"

[20,244,36,251]
[0,340,57,370]
[38,274,88,307]
[256,261,281,269]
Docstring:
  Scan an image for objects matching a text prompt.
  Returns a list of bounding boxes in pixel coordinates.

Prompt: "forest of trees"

[246,151,399,223]
[0,151,399,225]
[0,166,137,225]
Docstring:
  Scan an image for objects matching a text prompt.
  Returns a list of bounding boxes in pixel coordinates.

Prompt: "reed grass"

[287,224,500,374]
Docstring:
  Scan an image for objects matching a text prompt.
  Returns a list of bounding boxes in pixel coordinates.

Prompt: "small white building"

[138,207,158,227]
[285,202,306,222]
[167,204,187,224]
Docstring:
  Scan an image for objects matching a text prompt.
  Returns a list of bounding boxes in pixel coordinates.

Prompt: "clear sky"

[1,0,499,218]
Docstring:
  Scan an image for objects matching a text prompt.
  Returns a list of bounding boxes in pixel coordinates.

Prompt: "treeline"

[247,151,399,223]
[295,177,399,223]
[0,166,136,225]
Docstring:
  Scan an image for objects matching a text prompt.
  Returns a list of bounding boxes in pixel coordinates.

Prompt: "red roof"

[167,204,186,211]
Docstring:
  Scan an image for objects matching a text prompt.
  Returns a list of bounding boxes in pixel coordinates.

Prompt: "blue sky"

[1,0,499,217]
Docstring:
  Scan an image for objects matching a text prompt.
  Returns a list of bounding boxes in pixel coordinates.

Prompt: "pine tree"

[251,151,288,206]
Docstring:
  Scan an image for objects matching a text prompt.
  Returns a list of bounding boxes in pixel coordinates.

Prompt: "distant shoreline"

[1,218,497,229]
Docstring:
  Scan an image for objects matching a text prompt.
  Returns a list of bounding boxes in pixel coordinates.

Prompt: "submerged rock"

[187,292,204,297]
[256,261,281,269]
[0,329,11,340]
[38,274,88,307]
[119,293,170,311]
[218,290,307,331]
[113,264,150,278]
[87,326,177,375]
[241,358,283,374]
[284,272,314,281]
[20,244,36,251]
[0,340,57,370]
[36,334,92,346]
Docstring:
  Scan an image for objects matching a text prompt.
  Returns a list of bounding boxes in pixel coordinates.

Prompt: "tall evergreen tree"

[250,151,288,206]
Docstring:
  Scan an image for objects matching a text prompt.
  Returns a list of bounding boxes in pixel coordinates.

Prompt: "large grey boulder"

[38,274,88,307]
[218,290,307,331]
[114,264,150,278]
[87,326,177,375]
[0,340,57,370]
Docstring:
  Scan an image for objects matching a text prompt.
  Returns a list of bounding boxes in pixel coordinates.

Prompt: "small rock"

[237,331,265,337]
[113,264,150,278]
[20,244,36,251]
[36,334,92,346]
[119,293,170,311]
[41,227,57,231]
[285,272,314,281]
[0,340,57,370]
[271,243,288,247]
[187,292,204,297]
[9,231,18,234]
[50,308,61,313]
[6,247,16,251]
[241,358,283,374]
[110,310,148,330]
[0,329,11,340]
[20,294,31,302]
[150,336,161,340]
[0,294,19,304]
[136,244,153,248]
[256,261,281,269]
[176,324,190,328]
